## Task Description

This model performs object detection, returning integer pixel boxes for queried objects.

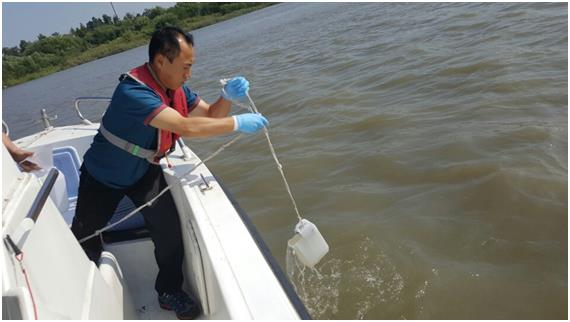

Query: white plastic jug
[287,219,329,268]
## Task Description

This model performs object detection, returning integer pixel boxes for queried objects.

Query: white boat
[2,98,310,319]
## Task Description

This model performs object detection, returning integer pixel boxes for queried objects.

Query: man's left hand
[221,76,250,101]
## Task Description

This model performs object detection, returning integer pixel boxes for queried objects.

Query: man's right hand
[233,114,268,134]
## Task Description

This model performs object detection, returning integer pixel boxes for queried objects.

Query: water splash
[286,245,342,318]
[286,236,406,319]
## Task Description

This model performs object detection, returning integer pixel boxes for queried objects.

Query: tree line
[3,3,273,87]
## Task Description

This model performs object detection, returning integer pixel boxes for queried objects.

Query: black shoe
[158,291,201,320]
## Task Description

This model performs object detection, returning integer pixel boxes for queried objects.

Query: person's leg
[127,164,184,294]
[71,165,125,262]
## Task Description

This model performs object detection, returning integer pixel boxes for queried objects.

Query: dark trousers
[71,164,184,295]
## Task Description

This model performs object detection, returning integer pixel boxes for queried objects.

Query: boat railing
[26,168,60,222]
[2,120,9,135]
[4,168,60,256]
[74,97,111,125]
[40,109,58,130]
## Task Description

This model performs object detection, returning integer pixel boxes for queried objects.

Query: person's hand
[221,76,249,101]
[19,159,41,172]
[11,148,33,163]
[13,150,41,172]
[3,132,41,172]
[233,113,268,133]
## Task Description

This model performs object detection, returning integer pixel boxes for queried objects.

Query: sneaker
[158,291,201,320]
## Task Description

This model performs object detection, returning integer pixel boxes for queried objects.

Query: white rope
[226,87,302,221]
[245,92,303,222]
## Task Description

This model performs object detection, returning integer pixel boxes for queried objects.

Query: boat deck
[104,239,205,320]
[4,123,307,320]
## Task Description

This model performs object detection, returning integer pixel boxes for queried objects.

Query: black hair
[148,26,194,63]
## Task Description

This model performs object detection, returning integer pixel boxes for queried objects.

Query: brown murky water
[3,3,567,319]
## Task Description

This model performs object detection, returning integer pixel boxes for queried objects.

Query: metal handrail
[40,109,57,130]
[74,97,111,124]
[2,120,9,135]
[26,168,59,222]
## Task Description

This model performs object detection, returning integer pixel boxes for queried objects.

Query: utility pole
[110,2,119,20]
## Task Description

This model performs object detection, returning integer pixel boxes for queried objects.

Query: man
[71,26,268,319]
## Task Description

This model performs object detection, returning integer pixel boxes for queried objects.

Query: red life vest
[127,63,190,163]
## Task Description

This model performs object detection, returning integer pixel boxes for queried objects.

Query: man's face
[156,38,195,90]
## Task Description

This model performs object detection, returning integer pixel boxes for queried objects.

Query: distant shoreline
[3,3,274,88]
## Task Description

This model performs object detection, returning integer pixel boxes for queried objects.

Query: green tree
[87,17,104,30]
[23,35,87,56]
[199,3,224,15]
[132,16,151,31]
[88,24,122,45]
[153,13,179,29]
[173,3,201,18]
[220,3,248,14]
[143,7,165,19]
[19,40,29,53]
[3,3,273,87]
[2,46,20,57]
[102,14,113,24]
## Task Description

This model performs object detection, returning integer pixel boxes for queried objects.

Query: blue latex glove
[221,76,249,101]
[233,113,268,133]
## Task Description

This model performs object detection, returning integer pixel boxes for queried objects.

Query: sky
[2,2,175,48]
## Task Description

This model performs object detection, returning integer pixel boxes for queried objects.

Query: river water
[2,3,567,319]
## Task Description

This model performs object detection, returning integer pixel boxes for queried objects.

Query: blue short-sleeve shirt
[83,77,200,188]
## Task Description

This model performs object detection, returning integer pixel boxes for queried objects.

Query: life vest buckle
[131,145,141,156]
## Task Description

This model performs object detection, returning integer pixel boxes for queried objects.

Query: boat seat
[52,146,147,236]
[99,251,138,319]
